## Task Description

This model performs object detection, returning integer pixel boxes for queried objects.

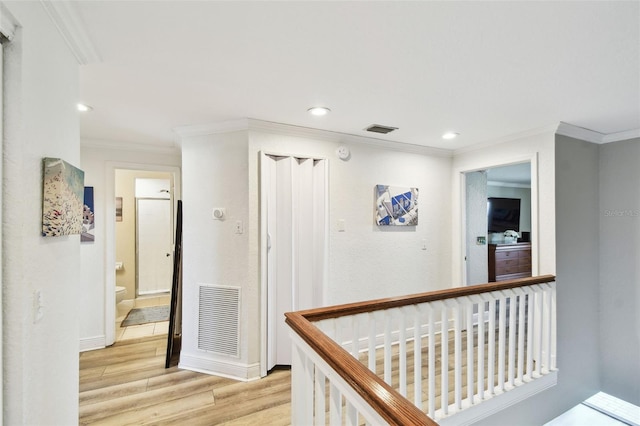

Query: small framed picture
[115,197,123,222]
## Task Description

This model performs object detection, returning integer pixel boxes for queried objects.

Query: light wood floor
[80,326,517,425]
[79,335,291,425]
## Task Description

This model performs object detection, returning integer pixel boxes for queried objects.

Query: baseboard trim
[79,335,106,352]
[179,353,260,382]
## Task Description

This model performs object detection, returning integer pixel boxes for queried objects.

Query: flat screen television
[487,197,520,233]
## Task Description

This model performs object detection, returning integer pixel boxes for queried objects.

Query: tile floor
[115,294,171,342]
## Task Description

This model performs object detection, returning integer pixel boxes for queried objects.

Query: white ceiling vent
[198,284,241,358]
[365,124,398,134]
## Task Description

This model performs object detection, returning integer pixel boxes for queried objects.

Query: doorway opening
[463,160,537,286]
[109,166,180,344]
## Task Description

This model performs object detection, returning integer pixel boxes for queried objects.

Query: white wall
[2,2,81,423]
[599,137,640,404]
[452,128,556,286]
[178,122,453,379]
[249,129,453,305]
[80,144,181,350]
[179,131,253,378]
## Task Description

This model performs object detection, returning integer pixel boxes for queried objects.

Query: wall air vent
[198,284,241,357]
[365,124,398,134]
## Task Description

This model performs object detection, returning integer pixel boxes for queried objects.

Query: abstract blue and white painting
[375,185,419,226]
[42,157,85,236]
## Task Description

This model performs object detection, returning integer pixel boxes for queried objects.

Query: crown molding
[556,122,640,144]
[173,119,251,144]
[454,123,559,156]
[173,118,453,157]
[555,122,604,144]
[0,3,17,41]
[81,138,180,155]
[601,128,640,144]
[40,0,100,64]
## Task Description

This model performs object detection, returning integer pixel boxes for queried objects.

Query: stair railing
[286,275,557,425]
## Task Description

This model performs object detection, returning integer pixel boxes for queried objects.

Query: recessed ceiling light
[307,106,331,116]
[442,132,459,140]
[77,103,93,112]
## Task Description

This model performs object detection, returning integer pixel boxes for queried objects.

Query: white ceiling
[73,1,640,152]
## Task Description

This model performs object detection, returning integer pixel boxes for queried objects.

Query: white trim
[82,138,180,155]
[602,128,640,144]
[179,353,261,382]
[259,152,268,377]
[555,122,604,144]
[454,124,560,156]
[556,122,640,144]
[174,118,452,157]
[438,371,558,426]
[79,335,106,352]
[173,119,250,143]
[457,153,540,285]
[39,0,100,64]
[0,3,17,41]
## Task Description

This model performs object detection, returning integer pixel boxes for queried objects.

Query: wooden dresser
[488,242,532,282]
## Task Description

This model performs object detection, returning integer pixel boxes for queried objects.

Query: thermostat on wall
[212,208,226,220]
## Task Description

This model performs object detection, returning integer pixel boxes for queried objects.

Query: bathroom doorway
[114,169,175,341]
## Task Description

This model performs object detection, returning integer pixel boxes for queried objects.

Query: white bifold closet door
[264,155,327,369]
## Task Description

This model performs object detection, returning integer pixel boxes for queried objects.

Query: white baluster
[330,383,342,425]
[441,300,450,415]
[414,304,423,408]
[384,310,392,385]
[497,292,507,392]
[533,286,543,377]
[526,287,534,380]
[399,307,407,397]
[454,300,462,411]
[346,400,358,426]
[473,294,486,401]
[508,290,517,388]
[542,284,552,374]
[487,294,497,395]
[315,368,326,426]
[368,312,377,373]
[465,297,475,405]
[428,303,436,418]
[515,288,526,385]
[351,314,360,359]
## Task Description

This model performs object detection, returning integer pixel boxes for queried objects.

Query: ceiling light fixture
[307,106,331,116]
[442,132,459,140]
[77,103,93,112]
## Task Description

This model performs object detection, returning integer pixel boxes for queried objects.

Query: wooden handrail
[295,275,555,322]
[285,275,556,425]
[285,311,437,425]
